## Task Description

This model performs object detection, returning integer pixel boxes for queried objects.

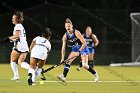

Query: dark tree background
[0,0,140,64]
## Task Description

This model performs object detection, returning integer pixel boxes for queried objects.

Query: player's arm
[92,34,99,47]
[9,30,20,41]
[61,34,67,62]
[75,30,86,52]
[30,40,36,52]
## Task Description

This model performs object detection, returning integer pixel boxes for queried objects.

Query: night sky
[0,0,140,14]
[0,0,139,63]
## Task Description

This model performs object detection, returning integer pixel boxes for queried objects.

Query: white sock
[35,68,42,79]
[28,67,35,82]
[10,62,19,76]
[21,62,29,69]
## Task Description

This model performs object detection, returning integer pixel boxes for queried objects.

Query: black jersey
[66,29,82,47]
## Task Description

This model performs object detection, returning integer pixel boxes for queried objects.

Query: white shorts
[13,42,29,52]
[31,45,48,60]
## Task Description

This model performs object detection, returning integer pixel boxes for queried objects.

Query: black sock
[63,64,70,77]
[88,60,94,68]
[79,61,82,68]
[87,65,96,75]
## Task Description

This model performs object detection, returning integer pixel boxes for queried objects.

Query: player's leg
[77,60,82,71]
[10,50,20,80]
[87,48,94,67]
[81,54,89,69]
[18,52,30,69]
[58,52,79,81]
[37,62,46,80]
[77,48,94,71]
[35,60,45,80]
[88,49,99,81]
[28,57,37,85]
[88,52,94,68]
[81,54,99,81]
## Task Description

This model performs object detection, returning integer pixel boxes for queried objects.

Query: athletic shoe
[94,71,99,82]
[11,76,20,80]
[77,67,81,71]
[28,73,33,85]
[58,74,66,82]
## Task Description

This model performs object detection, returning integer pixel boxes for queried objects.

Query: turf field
[0,64,140,93]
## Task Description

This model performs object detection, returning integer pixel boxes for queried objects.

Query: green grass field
[0,64,140,93]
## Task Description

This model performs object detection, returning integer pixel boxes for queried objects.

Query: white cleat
[58,74,66,82]
[94,71,99,82]
[11,76,20,80]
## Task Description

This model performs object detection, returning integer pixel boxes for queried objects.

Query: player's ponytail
[42,28,52,40]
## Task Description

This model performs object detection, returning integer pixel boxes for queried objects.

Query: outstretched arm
[92,34,99,47]
[75,30,86,52]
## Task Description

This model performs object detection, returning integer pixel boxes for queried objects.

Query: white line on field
[38,80,140,83]
[0,80,140,83]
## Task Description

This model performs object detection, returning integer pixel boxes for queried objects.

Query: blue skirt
[71,45,90,55]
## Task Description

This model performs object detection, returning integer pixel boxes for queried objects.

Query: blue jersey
[83,34,94,48]
[83,34,95,53]
[66,29,82,47]
[66,29,89,55]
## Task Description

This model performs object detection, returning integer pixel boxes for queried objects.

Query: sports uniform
[13,24,29,53]
[66,29,90,55]
[83,34,95,53]
[30,36,51,60]
[28,36,51,85]
[10,24,30,80]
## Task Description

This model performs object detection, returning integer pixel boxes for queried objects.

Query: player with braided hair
[28,28,51,85]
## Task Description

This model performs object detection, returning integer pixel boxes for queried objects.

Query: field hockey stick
[41,56,78,74]
[40,69,47,80]
[40,56,78,80]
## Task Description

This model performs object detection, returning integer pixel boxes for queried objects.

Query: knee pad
[82,62,89,69]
